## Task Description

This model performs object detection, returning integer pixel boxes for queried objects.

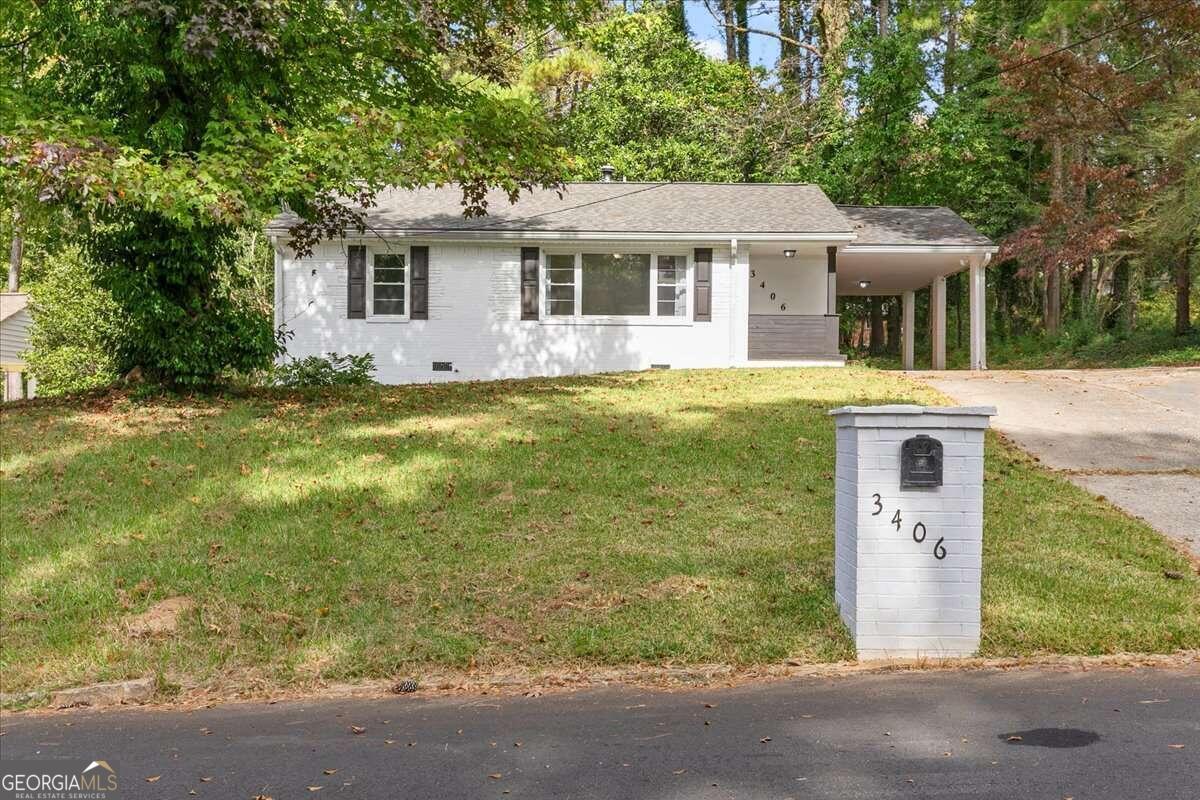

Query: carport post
[930,276,947,370]
[969,258,987,370]
[902,290,915,371]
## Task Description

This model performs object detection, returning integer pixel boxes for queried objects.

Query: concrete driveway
[919,367,1199,557]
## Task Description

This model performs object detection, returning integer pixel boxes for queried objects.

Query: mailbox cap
[828,405,996,429]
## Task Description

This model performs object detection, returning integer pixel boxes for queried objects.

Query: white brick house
[268,182,996,384]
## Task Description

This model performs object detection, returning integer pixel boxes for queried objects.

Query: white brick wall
[276,239,748,384]
[830,405,996,660]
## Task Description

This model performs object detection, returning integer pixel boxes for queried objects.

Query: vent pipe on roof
[599,165,615,182]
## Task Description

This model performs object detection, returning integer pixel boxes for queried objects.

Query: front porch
[744,206,997,370]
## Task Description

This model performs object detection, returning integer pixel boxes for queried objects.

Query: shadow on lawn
[3,371,886,687]
[1,369,1196,692]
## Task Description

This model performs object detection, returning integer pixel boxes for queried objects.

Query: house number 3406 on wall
[870,493,946,560]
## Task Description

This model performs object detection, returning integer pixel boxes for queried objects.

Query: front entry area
[746,244,843,363]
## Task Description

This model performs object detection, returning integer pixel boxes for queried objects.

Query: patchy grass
[1,367,1196,697]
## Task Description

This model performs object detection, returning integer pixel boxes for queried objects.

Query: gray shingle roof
[269,182,852,235]
[837,205,993,247]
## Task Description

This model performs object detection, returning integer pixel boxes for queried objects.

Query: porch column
[930,275,947,370]
[902,289,915,371]
[969,258,987,370]
[826,246,837,315]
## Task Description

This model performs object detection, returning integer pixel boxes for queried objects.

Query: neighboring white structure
[268,182,996,385]
[1,292,35,401]
[830,405,995,660]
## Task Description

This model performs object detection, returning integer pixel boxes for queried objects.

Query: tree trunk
[816,0,850,111]
[722,1,737,63]
[7,215,20,293]
[667,0,688,37]
[1080,261,1094,319]
[1107,258,1131,332]
[779,0,798,86]
[877,0,889,37]
[952,272,963,349]
[994,262,1011,340]
[869,297,884,355]
[1044,22,1068,335]
[885,296,900,355]
[944,6,957,94]
[735,1,750,66]
[1176,245,1193,335]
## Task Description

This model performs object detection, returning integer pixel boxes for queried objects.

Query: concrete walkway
[920,367,1199,557]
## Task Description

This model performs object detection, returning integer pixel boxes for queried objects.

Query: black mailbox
[900,435,943,488]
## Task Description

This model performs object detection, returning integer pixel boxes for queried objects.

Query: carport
[835,206,998,370]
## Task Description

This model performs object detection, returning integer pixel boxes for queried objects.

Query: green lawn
[2,368,1197,701]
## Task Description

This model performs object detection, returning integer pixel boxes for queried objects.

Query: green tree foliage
[22,246,123,396]
[2,0,595,386]
[557,7,760,182]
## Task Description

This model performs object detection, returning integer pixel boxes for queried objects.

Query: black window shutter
[347,245,366,319]
[521,247,540,320]
[694,248,712,321]
[410,246,429,319]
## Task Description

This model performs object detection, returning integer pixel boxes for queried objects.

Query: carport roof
[837,205,993,248]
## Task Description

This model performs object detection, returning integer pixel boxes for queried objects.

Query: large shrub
[24,247,122,396]
[86,212,278,388]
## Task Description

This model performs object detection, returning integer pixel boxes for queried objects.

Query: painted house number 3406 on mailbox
[869,493,947,560]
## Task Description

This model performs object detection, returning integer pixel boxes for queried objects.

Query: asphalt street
[2,666,1198,799]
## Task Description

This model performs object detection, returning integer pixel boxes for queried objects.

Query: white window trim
[539,249,693,326]
[366,245,411,323]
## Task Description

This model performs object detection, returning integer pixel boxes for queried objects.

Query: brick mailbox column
[829,405,996,659]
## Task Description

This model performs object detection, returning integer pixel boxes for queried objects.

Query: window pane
[547,268,575,284]
[581,253,650,316]
[548,254,574,270]
[658,255,682,284]
[375,267,406,284]
[372,253,406,315]
[548,299,575,316]
[548,285,575,301]
[374,298,405,315]
[374,284,405,300]
[658,301,679,317]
